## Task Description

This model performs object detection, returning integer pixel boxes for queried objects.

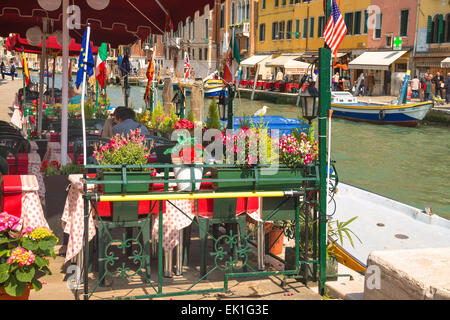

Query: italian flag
[222,31,240,84]
[96,43,108,89]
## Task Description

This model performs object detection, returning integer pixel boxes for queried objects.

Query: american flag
[184,51,190,79]
[323,0,347,55]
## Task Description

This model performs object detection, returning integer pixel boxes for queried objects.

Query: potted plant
[93,128,154,194]
[0,212,59,299]
[164,129,204,191]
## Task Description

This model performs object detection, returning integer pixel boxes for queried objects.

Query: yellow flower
[28,227,55,240]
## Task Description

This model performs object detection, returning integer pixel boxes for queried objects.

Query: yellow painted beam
[98,191,289,202]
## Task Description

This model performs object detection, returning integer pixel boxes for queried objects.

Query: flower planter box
[255,166,305,191]
[100,171,152,194]
[216,167,254,192]
[216,166,305,193]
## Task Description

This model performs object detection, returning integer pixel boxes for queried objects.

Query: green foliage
[145,102,179,136]
[186,106,195,123]
[205,98,221,129]
[0,214,59,296]
[94,129,152,171]
[40,161,83,177]
[327,217,362,259]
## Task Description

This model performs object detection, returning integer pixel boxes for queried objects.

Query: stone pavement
[0,78,22,123]
[29,231,323,301]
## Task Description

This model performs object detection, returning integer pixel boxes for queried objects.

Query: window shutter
[426,16,433,43]
[438,14,444,43]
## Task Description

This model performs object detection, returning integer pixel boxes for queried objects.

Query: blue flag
[76,28,94,89]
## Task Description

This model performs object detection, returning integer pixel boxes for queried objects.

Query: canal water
[31,73,450,218]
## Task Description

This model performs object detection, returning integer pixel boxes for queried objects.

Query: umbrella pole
[52,55,56,105]
[61,0,69,166]
[37,20,47,135]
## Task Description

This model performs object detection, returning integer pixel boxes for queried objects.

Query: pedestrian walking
[433,71,444,99]
[444,72,450,104]
[0,61,5,80]
[423,75,433,101]
[9,61,15,81]
[411,76,420,99]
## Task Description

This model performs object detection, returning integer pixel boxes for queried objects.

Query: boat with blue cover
[219,115,309,135]
[331,92,433,127]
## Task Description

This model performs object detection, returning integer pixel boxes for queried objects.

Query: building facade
[413,0,450,76]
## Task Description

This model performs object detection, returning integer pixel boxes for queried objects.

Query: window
[231,2,235,24]
[272,22,279,40]
[363,9,368,34]
[400,9,409,37]
[354,11,361,35]
[303,18,308,38]
[287,20,293,39]
[289,0,294,5]
[261,0,265,10]
[220,5,224,28]
[192,20,195,40]
[374,13,382,39]
[204,48,208,60]
[385,34,393,48]
[275,0,279,8]
[279,21,285,40]
[295,0,300,4]
[295,19,300,39]
[446,14,450,42]
[199,48,202,60]
[191,48,194,59]
[282,0,286,6]
[310,17,315,38]
[344,12,353,35]
[318,16,325,37]
[259,23,266,41]
[205,18,209,39]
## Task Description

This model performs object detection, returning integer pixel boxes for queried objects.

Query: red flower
[174,119,195,130]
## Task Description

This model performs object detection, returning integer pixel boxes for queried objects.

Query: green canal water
[31,74,450,218]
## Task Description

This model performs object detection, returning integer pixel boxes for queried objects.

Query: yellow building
[256,0,370,54]
[254,0,371,81]
[413,0,450,75]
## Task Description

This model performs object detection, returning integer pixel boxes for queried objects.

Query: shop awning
[284,60,310,75]
[266,54,303,67]
[348,51,407,71]
[240,55,271,67]
[441,57,450,68]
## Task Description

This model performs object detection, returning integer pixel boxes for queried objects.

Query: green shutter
[426,16,433,43]
[438,14,444,43]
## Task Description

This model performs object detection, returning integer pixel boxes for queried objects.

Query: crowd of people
[412,72,450,103]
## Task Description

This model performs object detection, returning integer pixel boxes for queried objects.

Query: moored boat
[331,92,433,127]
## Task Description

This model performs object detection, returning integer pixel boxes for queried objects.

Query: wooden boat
[204,79,225,98]
[331,92,433,127]
[331,182,450,268]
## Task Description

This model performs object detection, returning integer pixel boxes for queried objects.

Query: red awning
[0,1,220,47]
[5,34,99,56]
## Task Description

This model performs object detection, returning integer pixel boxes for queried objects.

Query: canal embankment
[237,88,450,126]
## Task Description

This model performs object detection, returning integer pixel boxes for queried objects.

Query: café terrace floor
[30,227,323,301]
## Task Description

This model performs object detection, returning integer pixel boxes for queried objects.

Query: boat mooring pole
[318,0,332,296]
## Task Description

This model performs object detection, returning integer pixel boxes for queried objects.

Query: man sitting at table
[112,106,150,137]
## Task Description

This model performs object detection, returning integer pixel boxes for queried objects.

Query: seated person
[112,107,150,137]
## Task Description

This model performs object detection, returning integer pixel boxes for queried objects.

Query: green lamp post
[318,0,332,295]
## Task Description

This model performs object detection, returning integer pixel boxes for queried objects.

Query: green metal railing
[80,162,337,300]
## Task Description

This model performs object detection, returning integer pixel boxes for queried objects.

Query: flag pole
[80,24,91,166]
